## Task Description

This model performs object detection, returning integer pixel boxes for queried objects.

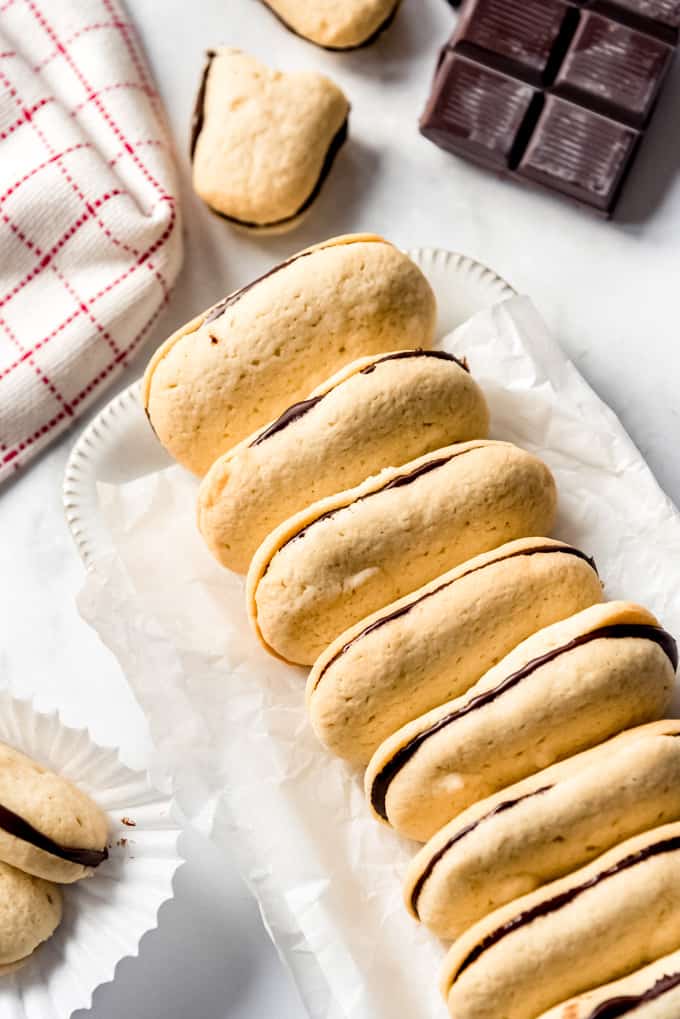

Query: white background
[1,0,679,1016]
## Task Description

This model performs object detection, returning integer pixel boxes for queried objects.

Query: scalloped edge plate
[63,248,515,567]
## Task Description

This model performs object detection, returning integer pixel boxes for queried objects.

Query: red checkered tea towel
[0,0,182,481]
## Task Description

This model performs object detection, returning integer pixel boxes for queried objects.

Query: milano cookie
[0,742,108,884]
[143,234,437,475]
[440,822,680,1019]
[198,350,489,573]
[260,0,401,49]
[191,49,349,231]
[365,601,677,841]
[0,862,61,973]
[307,538,601,764]
[247,441,557,665]
[406,719,680,940]
[537,947,680,1019]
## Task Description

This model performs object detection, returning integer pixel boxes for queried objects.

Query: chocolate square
[420,50,539,170]
[595,0,680,39]
[555,11,673,124]
[452,0,575,84]
[517,95,640,212]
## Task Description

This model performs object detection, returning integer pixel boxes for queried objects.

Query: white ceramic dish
[0,689,182,1019]
[63,248,514,567]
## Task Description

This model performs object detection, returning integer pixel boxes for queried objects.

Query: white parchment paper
[77,296,680,1019]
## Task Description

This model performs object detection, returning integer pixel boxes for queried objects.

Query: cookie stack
[0,741,108,971]
[143,234,679,1019]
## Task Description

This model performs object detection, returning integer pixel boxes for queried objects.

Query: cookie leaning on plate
[198,349,489,573]
[440,822,680,1019]
[260,0,401,49]
[143,234,437,475]
[0,741,108,883]
[365,601,677,841]
[406,719,680,940]
[307,537,602,764]
[537,946,680,1019]
[191,49,349,231]
[247,440,557,666]
[0,862,61,973]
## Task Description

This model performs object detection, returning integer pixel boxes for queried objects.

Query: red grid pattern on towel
[0,0,181,480]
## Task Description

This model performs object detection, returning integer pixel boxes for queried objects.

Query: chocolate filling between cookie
[250,350,469,447]
[259,0,402,52]
[449,833,680,988]
[0,803,108,868]
[586,970,680,1019]
[410,785,553,917]
[311,543,597,690]
[369,623,678,821]
[189,49,216,159]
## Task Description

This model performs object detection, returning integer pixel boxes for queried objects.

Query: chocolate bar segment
[517,95,640,212]
[554,12,673,125]
[422,0,678,216]
[454,0,576,84]
[420,51,539,170]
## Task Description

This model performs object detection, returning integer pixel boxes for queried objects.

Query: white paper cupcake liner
[0,689,182,1019]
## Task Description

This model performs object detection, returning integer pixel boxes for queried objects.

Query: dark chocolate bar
[421,0,678,215]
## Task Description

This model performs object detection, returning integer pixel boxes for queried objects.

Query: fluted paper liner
[0,689,181,1019]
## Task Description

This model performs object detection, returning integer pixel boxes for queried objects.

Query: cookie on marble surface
[143,234,437,475]
[537,946,680,1019]
[0,861,61,973]
[191,49,349,231]
[0,741,108,884]
[198,349,489,573]
[247,440,557,667]
[307,537,601,765]
[365,601,677,841]
[407,719,680,940]
[440,821,680,1019]
[260,0,402,49]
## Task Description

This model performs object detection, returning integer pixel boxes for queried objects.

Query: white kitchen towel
[0,0,182,482]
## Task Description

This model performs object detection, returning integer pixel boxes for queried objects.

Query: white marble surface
[1,0,679,1015]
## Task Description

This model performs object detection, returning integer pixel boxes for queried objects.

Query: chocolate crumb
[121,817,136,827]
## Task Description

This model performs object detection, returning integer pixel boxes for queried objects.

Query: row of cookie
[142,236,680,1018]
[0,742,109,971]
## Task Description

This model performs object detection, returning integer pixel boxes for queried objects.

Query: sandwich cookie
[143,234,436,475]
[440,821,680,1019]
[365,602,677,841]
[0,741,109,883]
[198,349,489,573]
[307,537,602,765]
[191,49,349,231]
[248,440,557,665]
[0,862,61,973]
[537,947,680,1019]
[260,0,402,49]
[407,719,680,940]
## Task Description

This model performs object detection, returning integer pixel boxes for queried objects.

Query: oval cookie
[191,49,349,230]
[143,234,437,475]
[440,822,680,1019]
[0,741,109,883]
[365,601,677,841]
[307,537,601,764]
[537,947,680,1019]
[407,719,680,939]
[198,349,489,573]
[261,0,401,49]
[0,862,61,972]
[247,440,557,665]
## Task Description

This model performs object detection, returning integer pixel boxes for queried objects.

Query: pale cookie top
[0,742,108,859]
[0,862,61,966]
[192,48,349,227]
[261,0,400,49]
